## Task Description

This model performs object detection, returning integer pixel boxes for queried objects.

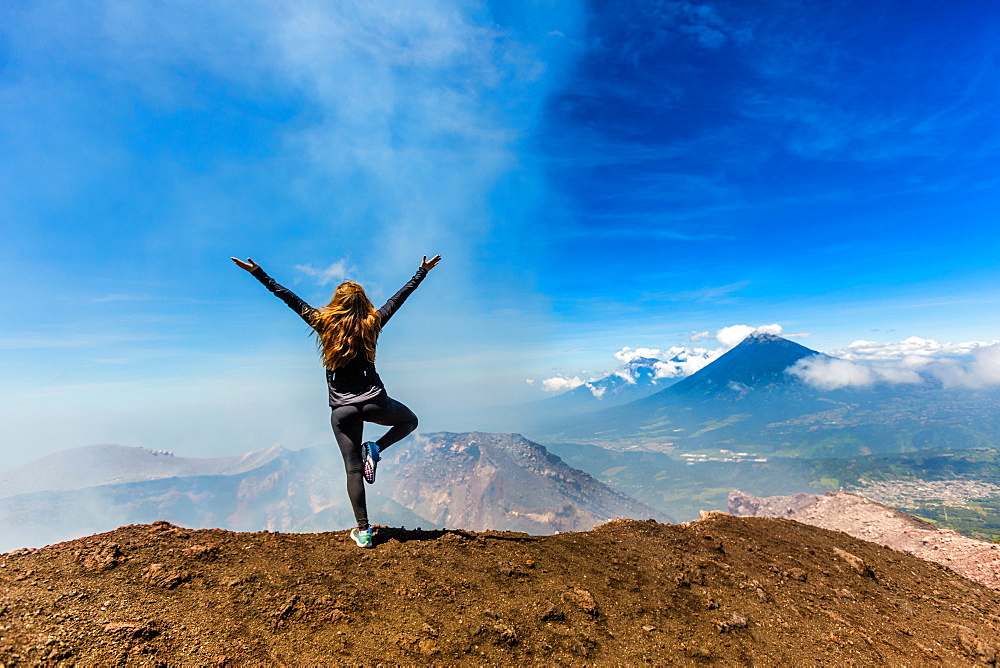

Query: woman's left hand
[421,254,442,271]
[231,257,260,272]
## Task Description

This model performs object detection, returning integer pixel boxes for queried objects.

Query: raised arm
[378,255,441,326]
[231,257,315,325]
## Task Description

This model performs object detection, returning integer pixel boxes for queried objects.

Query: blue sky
[2,0,999,466]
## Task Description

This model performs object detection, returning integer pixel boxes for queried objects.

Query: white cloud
[873,366,925,385]
[541,376,586,392]
[831,336,999,361]
[613,345,720,380]
[295,260,352,286]
[540,375,613,398]
[613,347,664,363]
[652,346,723,378]
[790,341,1000,391]
[524,378,535,386]
[716,323,783,349]
[612,369,637,385]
[796,338,1000,390]
[933,345,1000,388]
[788,356,922,390]
[715,325,754,349]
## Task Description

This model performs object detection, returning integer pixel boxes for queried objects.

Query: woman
[232,254,441,548]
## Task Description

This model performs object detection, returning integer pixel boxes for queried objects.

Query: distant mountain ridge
[0,433,668,552]
[538,333,827,446]
[542,356,680,412]
[0,444,287,499]
[536,333,1000,456]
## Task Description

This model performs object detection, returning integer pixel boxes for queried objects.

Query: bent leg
[361,395,418,452]
[331,405,368,528]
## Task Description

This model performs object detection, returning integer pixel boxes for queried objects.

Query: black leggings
[331,392,418,528]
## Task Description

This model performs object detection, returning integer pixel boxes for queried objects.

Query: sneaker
[362,441,381,484]
[350,526,373,548]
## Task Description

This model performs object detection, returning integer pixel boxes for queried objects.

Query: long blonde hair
[310,281,381,369]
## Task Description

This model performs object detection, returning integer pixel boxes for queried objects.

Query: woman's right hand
[421,254,442,272]
[231,257,260,272]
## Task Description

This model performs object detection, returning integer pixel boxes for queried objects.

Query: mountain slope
[381,432,669,533]
[3,515,999,664]
[665,333,820,399]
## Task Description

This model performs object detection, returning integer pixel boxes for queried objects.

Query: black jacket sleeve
[250,266,316,326]
[377,267,428,327]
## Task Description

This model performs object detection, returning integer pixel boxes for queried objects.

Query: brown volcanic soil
[2,515,1000,666]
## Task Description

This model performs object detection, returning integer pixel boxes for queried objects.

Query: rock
[570,639,592,657]
[728,490,817,517]
[832,547,875,579]
[274,595,299,622]
[77,543,124,573]
[183,544,219,561]
[958,626,998,664]
[493,623,518,646]
[715,613,749,633]
[103,622,159,641]
[786,567,808,582]
[540,601,565,622]
[689,646,713,659]
[141,564,190,589]
[44,646,74,661]
[563,588,599,616]
[416,637,439,655]
[437,532,467,543]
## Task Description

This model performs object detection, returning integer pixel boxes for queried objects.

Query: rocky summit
[2,514,999,665]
